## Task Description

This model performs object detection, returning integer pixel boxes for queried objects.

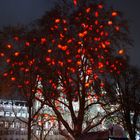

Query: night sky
[0,0,139,67]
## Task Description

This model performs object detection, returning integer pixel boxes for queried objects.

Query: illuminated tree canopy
[0,0,132,139]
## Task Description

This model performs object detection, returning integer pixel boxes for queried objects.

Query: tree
[110,65,140,140]
[36,0,131,139]
[0,26,52,140]
[0,0,132,139]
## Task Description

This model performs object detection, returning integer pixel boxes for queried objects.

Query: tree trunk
[125,115,136,140]
[28,104,32,140]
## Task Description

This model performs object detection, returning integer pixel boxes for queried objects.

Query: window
[0,121,3,127]
[5,111,10,116]
[5,122,9,128]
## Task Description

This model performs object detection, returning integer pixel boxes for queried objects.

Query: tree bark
[28,103,32,140]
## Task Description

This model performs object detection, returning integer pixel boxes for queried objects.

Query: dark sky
[0,0,139,67]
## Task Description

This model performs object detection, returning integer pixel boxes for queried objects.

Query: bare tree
[111,65,140,140]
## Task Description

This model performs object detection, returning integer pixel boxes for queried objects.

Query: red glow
[67,39,72,43]
[61,46,67,51]
[86,69,92,75]
[55,19,60,23]
[85,83,90,87]
[100,82,104,88]
[95,20,99,25]
[67,59,72,63]
[78,31,87,38]
[60,33,64,38]
[66,50,70,55]
[73,0,77,6]
[105,41,111,46]
[6,58,11,63]
[18,85,23,88]
[98,62,104,69]
[48,49,52,53]
[95,11,99,17]
[11,77,16,81]
[45,57,51,62]
[29,60,35,66]
[108,21,113,25]
[25,42,30,47]
[78,41,82,45]
[14,52,20,57]
[98,4,103,9]
[14,36,19,41]
[0,53,5,57]
[115,26,120,31]
[24,80,30,85]
[7,44,12,49]
[3,73,8,77]
[112,11,118,17]
[41,37,47,44]
[58,44,68,51]
[77,61,81,65]
[64,28,67,31]
[63,20,67,24]
[101,43,106,48]
[106,61,109,65]
[118,49,125,55]
[86,8,91,13]
[25,68,29,72]
[58,61,63,67]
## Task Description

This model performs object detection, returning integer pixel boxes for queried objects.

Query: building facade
[0,99,28,140]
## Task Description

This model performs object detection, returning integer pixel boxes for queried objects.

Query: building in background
[0,99,28,140]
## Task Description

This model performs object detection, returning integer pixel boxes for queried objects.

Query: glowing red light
[41,37,46,44]
[95,20,99,25]
[98,4,103,9]
[118,49,125,55]
[14,52,20,57]
[14,36,19,41]
[85,83,90,87]
[108,21,113,25]
[11,77,16,81]
[6,58,11,63]
[0,53,5,57]
[95,11,99,17]
[98,62,104,69]
[25,42,30,47]
[101,43,106,48]
[7,44,12,49]
[25,68,29,72]
[77,61,81,65]
[3,73,8,77]
[86,8,91,13]
[67,59,72,63]
[18,85,23,88]
[73,0,77,6]
[115,26,120,31]
[67,39,72,43]
[45,57,51,62]
[112,11,118,17]
[48,49,52,53]
[55,19,60,23]
[87,69,92,75]
[24,80,30,85]
[100,82,104,88]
